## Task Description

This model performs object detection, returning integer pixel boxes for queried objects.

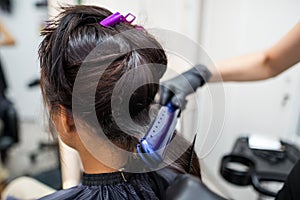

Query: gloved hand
[159,64,211,109]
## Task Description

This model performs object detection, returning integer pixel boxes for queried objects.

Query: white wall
[0,0,47,120]
[199,0,300,199]
[48,0,202,42]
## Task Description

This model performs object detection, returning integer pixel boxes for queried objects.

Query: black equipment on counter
[220,137,300,197]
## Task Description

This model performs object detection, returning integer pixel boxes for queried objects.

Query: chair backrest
[166,174,227,200]
[0,97,19,151]
[157,168,226,200]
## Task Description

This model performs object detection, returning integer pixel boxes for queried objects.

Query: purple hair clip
[100,12,145,31]
[100,12,136,27]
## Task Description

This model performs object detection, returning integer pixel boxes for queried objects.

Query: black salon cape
[7,172,167,200]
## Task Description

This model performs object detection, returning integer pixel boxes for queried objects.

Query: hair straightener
[136,102,181,168]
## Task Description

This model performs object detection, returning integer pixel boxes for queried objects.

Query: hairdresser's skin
[0,20,15,46]
[210,21,300,82]
[159,22,300,109]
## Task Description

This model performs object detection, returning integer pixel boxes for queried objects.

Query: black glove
[159,64,211,109]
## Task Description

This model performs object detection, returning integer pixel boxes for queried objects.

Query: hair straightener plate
[137,102,180,168]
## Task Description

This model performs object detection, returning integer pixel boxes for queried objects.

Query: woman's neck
[75,136,130,174]
[78,146,119,174]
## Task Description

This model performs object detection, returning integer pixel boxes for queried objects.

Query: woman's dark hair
[39,5,200,178]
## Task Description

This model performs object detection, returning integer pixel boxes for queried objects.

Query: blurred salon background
[0,0,299,199]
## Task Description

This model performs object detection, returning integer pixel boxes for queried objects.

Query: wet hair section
[38,5,167,151]
[39,5,201,178]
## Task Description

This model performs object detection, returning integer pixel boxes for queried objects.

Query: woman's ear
[52,105,77,148]
[58,105,76,134]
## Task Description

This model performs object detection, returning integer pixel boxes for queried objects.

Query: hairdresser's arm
[210,21,300,82]
[159,22,300,108]
[0,21,15,46]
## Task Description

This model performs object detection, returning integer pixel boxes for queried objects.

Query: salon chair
[0,62,19,163]
[0,98,19,163]
[166,174,226,200]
